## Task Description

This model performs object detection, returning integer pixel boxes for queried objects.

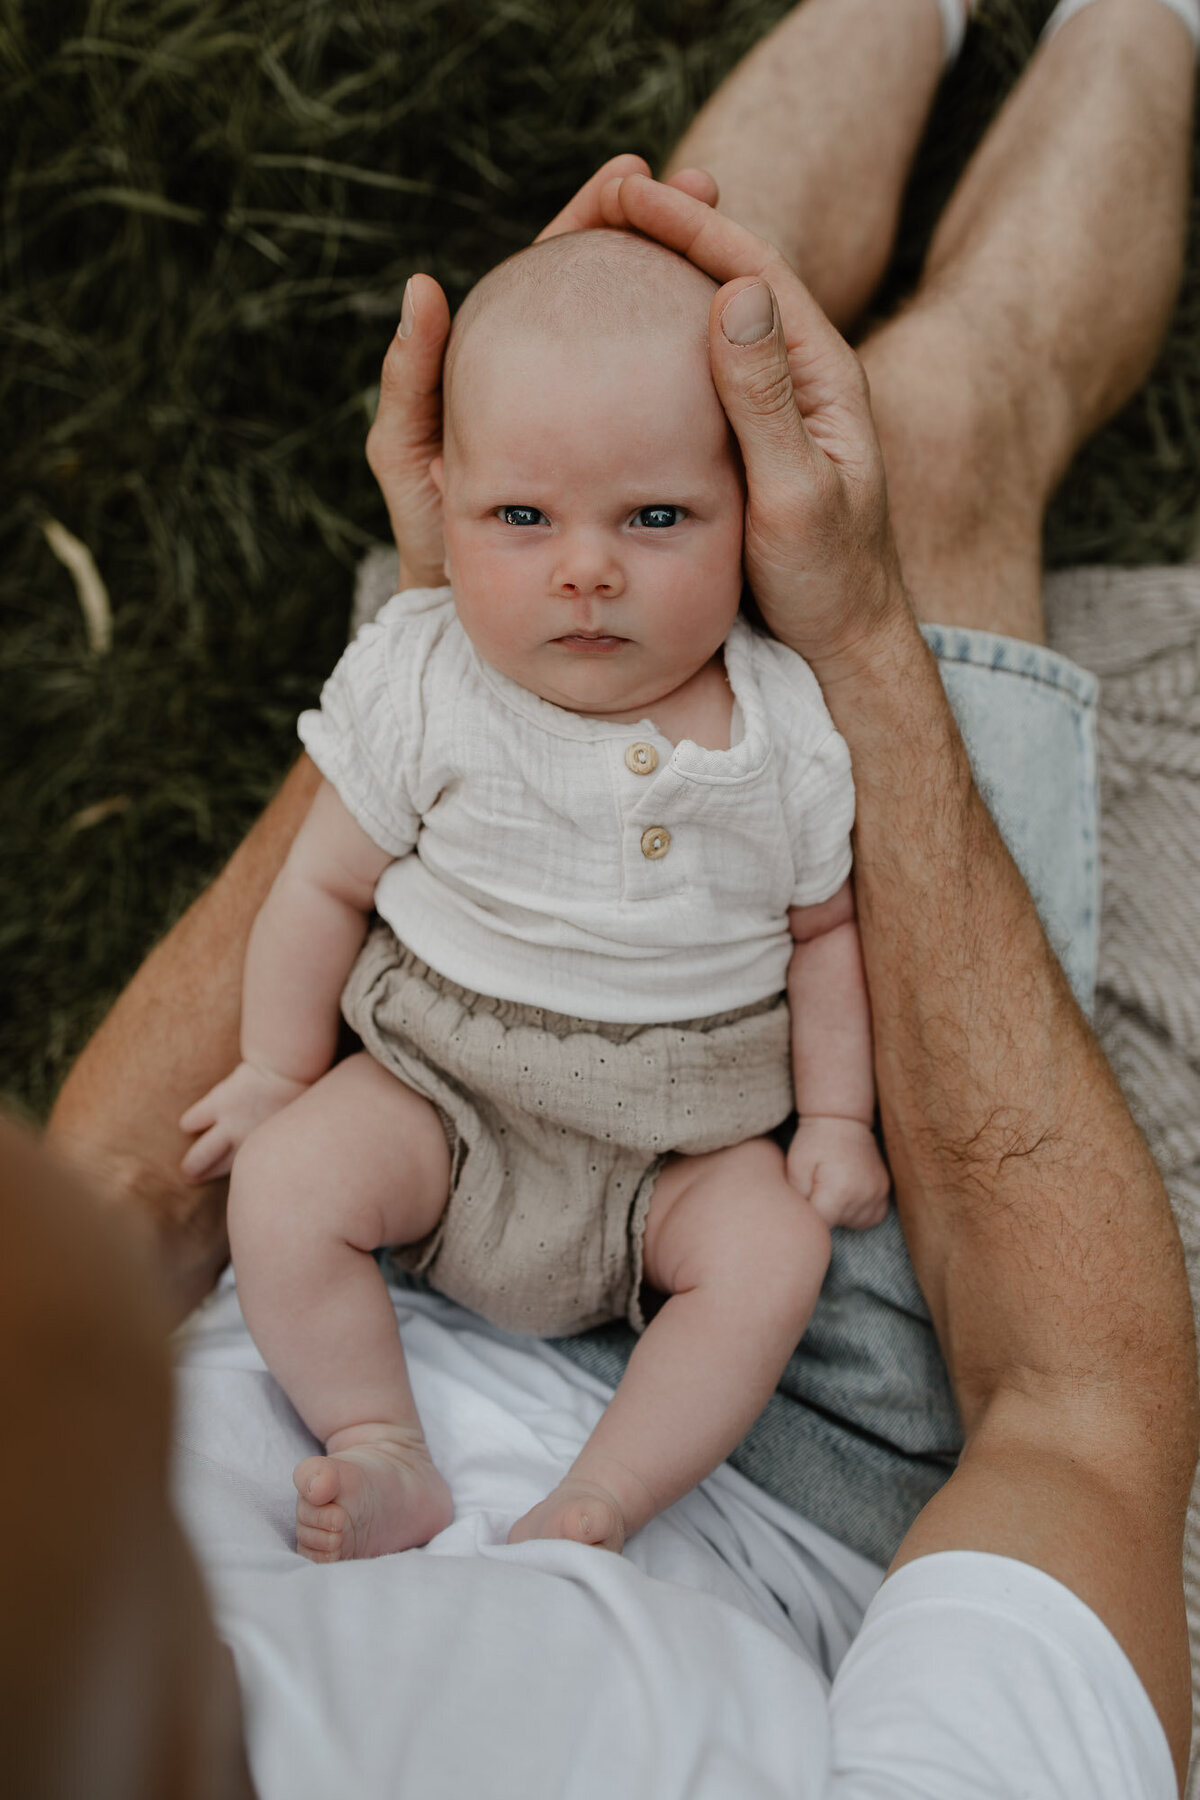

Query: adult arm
[606,174,1198,1783]
[48,753,322,1322]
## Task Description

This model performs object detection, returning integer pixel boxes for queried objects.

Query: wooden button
[641,826,671,860]
[625,741,658,775]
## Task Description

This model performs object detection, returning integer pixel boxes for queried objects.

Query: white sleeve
[825,1552,1175,1799]
[783,725,855,907]
[755,637,856,906]
[297,590,426,858]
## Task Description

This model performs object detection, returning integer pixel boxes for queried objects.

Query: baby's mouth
[553,630,627,653]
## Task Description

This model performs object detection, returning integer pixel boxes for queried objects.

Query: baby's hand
[179,1061,309,1184]
[786,1116,891,1230]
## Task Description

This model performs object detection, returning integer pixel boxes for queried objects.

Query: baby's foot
[293,1423,453,1562]
[507,1477,628,1554]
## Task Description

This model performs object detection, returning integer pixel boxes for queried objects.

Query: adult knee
[864,304,1063,554]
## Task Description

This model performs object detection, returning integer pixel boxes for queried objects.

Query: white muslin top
[298,585,854,1024]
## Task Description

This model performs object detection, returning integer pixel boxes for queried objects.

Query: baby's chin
[519,663,704,728]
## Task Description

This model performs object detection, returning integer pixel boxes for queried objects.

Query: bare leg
[47,753,323,1323]
[508,1139,831,1550]
[664,0,948,327]
[861,0,1195,637]
[228,1052,454,1560]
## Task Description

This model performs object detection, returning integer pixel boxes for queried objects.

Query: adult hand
[598,175,911,683]
[364,156,719,590]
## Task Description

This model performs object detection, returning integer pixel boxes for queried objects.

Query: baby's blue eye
[634,505,683,529]
[500,505,546,527]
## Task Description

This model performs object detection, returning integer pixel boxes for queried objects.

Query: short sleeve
[297,589,433,858]
[749,632,855,907]
[827,1553,1175,1799]
[784,725,855,907]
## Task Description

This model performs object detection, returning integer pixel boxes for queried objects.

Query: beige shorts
[341,924,795,1338]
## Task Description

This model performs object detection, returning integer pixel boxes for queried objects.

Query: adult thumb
[709,280,817,494]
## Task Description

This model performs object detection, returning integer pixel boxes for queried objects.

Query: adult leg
[860,0,1195,639]
[227,1052,454,1560]
[664,0,952,328]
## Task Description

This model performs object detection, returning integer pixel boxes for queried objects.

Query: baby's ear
[429,454,444,495]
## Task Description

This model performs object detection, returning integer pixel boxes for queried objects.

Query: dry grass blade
[40,518,112,654]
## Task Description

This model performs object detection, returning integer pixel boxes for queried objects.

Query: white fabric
[935,0,971,65]
[173,1277,1173,1800]
[298,587,854,1023]
[1042,0,1200,46]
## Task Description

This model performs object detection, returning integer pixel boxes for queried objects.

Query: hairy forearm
[241,867,370,1085]
[808,592,1195,1452]
[47,755,322,1320]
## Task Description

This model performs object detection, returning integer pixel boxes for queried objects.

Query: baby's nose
[557,573,619,595]
[552,533,624,598]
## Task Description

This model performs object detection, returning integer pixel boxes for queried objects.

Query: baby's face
[436,329,745,720]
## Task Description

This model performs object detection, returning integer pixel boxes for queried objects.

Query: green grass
[2,0,1199,1117]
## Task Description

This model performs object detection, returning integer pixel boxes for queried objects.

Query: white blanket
[173,1275,1173,1800]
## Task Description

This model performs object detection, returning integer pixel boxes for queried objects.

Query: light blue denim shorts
[922,623,1100,1012]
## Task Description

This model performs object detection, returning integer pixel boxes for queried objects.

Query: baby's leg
[508,1138,830,1551]
[228,1051,453,1561]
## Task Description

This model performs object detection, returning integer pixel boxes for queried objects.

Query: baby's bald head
[442,229,720,450]
[432,229,746,721]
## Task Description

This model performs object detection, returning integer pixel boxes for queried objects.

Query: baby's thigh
[228,1051,451,1257]
[642,1137,831,1303]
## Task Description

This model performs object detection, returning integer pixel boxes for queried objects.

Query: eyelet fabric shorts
[341,928,793,1338]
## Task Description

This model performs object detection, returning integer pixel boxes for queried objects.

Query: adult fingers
[606,175,876,477]
[663,165,719,207]
[536,153,653,241]
[708,280,820,500]
[539,156,717,243]
[365,272,451,589]
[707,276,894,666]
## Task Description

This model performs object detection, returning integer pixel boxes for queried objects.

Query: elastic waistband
[358,923,786,1042]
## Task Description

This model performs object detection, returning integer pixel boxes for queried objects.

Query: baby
[181,228,891,1561]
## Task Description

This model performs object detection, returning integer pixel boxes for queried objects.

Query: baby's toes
[294,1453,342,1508]
[562,1495,621,1550]
[296,1494,347,1532]
[296,1523,342,1562]
[295,1494,349,1560]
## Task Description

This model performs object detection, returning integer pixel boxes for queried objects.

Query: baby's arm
[179,782,392,1181]
[786,879,890,1228]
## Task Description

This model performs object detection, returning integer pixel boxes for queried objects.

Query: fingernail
[721,283,773,345]
[397,280,415,340]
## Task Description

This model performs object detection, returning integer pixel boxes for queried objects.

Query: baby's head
[431,229,745,719]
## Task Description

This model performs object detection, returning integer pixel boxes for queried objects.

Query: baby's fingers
[179,1090,219,1134]
[180,1125,234,1185]
[840,1188,892,1230]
